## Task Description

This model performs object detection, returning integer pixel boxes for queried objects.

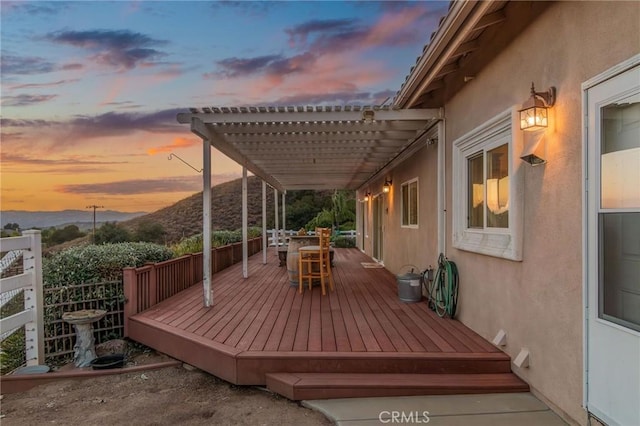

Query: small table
[62,309,107,367]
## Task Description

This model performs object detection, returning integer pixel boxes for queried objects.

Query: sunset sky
[1,0,448,213]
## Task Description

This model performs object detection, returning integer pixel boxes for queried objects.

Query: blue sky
[1,0,448,212]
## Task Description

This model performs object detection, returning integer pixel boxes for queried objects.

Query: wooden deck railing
[123,237,262,336]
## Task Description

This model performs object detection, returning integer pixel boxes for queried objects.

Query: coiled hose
[426,253,459,318]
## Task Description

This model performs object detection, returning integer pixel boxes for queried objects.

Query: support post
[262,181,267,264]
[282,191,286,242]
[202,136,212,307]
[274,188,279,247]
[22,230,43,366]
[437,119,446,255]
[242,166,248,278]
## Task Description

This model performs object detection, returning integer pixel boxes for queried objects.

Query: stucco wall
[360,2,639,425]
[442,2,639,424]
[359,136,439,273]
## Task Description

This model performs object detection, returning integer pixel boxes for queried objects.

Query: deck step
[266,372,529,400]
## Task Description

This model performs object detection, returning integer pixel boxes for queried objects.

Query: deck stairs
[266,372,529,400]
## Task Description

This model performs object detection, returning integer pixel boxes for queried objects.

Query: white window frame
[401,177,419,228]
[452,107,524,261]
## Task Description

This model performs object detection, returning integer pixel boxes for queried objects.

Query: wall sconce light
[519,82,556,131]
[364,192,371,202]
[382,179,392,193]
[362,109,375,124]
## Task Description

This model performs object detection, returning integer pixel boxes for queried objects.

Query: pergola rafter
[178,105,440,192]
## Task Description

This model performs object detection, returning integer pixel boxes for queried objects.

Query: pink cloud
[147,137,199,156]
[362,5,429,48]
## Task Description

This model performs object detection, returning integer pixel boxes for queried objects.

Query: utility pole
[86,205,104,244]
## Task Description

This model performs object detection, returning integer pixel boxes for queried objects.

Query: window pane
[409,181,418,225]
[468,153,484,228]
[601,96,640,209]
[402,184,409,226]
[486,143,509,228]
[599,212,640,331]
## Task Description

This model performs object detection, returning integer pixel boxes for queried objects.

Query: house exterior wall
[361,2,639,424]
[359,138,439,273]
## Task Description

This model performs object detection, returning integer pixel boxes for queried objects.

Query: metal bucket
[397,271,422,303]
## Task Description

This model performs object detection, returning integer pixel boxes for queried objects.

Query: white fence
[0,250,24,311]
[0,231,44,365]
[268,229,356,246]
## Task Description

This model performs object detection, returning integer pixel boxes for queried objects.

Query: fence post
[189,254,194,287]
[122,267,137,337]
[148,262,157,307]
[22,230,43,366]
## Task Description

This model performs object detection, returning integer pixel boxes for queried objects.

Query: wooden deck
[128,248,528,399]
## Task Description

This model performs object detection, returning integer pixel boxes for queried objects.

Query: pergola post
[242,166,248,278]
[202,137,212,307]
[274,188,279,246]
[262,181,267,264]
[282,191,286,241]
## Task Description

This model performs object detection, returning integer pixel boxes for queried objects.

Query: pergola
[176,105,440,306]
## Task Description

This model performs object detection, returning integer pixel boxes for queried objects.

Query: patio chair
[298,227,334,295]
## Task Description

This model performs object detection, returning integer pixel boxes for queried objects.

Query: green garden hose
[427,254,459,318]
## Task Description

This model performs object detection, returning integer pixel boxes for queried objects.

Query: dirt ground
[0,353,332,426]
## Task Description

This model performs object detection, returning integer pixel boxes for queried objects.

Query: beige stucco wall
[361,2,639,424]
[358,138,439,273]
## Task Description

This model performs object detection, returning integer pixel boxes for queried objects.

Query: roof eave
[394,1,495,109]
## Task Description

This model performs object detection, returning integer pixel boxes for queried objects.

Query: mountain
[120,176,335,244]
[120,176,273,243]
[1,210,146,230]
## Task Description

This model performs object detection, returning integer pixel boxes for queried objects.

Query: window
[401,178,418,227]
[452,108,523,261]
[467,143,510,229]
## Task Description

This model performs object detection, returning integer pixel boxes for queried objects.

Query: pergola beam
[177,108,438,125]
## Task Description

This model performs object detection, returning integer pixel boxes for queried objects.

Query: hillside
[120,176,335,244]
[1,210,145,229]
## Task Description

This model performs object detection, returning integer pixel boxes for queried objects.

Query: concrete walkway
[304,392,567,425]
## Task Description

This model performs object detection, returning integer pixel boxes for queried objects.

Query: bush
[134,221,166,244]
[0,291,26,374]
[334,235,356,248]
[47,225,86,246]
[94,222,131,245]
[43,242,173,286]
[171,227,262,256]
[0,327,25,374]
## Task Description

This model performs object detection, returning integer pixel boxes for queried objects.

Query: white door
[586,61,640,426]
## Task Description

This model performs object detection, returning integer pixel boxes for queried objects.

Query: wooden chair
[298,228,334,295]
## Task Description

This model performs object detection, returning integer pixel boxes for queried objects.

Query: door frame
[582,53,640,423]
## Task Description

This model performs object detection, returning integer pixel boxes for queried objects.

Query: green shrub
[0,327,26,374]
[171,227,262,257]
[334,235,356,248]
[134,221,166,244]
[47,225,86,246]
[0,292,26,374]
[94,222,131,245]
[43,242,173,286]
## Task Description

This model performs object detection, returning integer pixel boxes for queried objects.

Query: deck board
[129,247,520,393]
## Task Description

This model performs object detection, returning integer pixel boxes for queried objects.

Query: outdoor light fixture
[383,179,392,193]
[364,192,371,202]
[519,82,556,131]
[362,109,375,124]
